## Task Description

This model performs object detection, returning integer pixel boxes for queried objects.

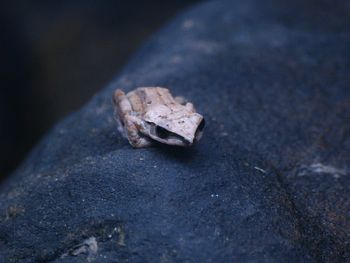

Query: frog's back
[133,87,176,109]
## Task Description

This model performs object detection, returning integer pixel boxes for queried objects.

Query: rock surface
[1,0,349,262]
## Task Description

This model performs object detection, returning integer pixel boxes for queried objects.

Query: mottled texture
[1,0,349,262]
[113,87,204,147]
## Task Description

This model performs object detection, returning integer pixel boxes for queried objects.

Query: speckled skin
[113,87,204,147]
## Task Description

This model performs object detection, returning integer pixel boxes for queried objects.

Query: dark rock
[1,0,349,262]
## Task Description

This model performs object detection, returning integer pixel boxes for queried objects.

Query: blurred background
[0,0,200,180]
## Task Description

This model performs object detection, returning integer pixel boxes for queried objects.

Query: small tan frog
[113,87,205,148]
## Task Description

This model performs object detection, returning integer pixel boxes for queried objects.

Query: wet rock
[0,0,349,262]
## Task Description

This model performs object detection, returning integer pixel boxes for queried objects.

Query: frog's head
[142,104,205,146]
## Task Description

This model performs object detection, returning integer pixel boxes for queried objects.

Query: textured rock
[1,0,349,262]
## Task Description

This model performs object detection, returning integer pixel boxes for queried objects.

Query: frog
[113,87,205,148]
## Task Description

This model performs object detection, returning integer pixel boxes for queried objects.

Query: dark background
[0,0,199,179]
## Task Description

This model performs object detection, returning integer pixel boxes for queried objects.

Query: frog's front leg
[124,114,153,148]
[113,89,152,148]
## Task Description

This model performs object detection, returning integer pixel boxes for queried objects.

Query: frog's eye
[156,126,170,139]
[145,121,190,145]
[144,121,170,139]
